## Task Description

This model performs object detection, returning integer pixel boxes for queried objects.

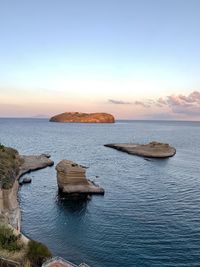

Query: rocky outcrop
[19,154,54,176]
[56,160,104,195]
[0,146,54,230]
[50,112,115,123]
[104,141,176,158]
[42,257,87,267]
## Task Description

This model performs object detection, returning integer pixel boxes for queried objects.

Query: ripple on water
[1,119,200,267]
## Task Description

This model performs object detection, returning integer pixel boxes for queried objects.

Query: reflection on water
[56,194,89,216]
[144,157,171,166]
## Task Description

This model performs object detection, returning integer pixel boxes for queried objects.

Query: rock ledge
[104,141,176,158]
[56,160,104,195]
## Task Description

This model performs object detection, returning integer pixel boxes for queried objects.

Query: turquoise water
[0,119,200,267]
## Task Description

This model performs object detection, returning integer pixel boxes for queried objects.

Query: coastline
[0,153,54,231]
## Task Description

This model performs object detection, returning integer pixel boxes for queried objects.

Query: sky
[0,0,200,120]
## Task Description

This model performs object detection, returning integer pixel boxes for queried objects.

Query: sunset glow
[0,0,200,120]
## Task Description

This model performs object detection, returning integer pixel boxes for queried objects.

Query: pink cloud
[109,91,200,118]
[164,91,200,115]
[134,101,150,108]
[108,99,132,105]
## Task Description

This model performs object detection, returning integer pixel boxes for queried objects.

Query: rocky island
[56,160,104,195]
[49,112,115,123]
[104,141,176,158]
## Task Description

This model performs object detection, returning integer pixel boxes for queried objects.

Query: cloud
[107,91,200,118]
[108,99,132,105]
[164,91,200,115]
[157,97,167,106]
[178,91,200,103]
[149,91,200,116]
[166,91,200,106]
[134,101,150,108]
[108,99,150,107]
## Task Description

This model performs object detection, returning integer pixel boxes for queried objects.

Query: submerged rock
[56,160,104,195]
[41,153,51,158]
[22,177,32,184]
[49,112,115,123]
[104,141,176,158]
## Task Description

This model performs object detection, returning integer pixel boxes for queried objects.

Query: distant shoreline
[0,117,200,123]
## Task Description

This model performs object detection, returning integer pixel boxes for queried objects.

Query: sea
[0,118,200,267]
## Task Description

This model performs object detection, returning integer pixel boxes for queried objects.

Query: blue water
[0,118,200,267]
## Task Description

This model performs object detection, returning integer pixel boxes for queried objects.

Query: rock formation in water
[19,154,54,176]
[104,141,176,158]
[56,160,104,195]
[49,112,115,123]
[0,144,54,230]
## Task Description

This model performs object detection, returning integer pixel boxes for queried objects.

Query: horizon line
[0,117,200,123]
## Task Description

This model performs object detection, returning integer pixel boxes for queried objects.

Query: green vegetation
[0,144,52,266]
[0,143,5,149]
[26,240,52,267]
[0,224,22,251]
[0,224,52,267]
[0,144,21,189]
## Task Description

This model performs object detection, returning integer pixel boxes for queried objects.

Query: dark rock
[22,177,32,184]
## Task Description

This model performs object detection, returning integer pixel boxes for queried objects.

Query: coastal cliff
[0,145,54,266]
[49,112,115,123]
[0,145,54,230]
[0,146,21,228]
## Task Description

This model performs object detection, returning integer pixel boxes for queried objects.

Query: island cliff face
[50,112,115,123]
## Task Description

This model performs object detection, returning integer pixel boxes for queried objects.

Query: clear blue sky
[0,0,200,119]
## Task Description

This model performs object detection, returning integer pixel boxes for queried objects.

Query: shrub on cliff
[0,145,20,189]
[0,143,5,149]
[26,240,52,267]
[0,224,22,251]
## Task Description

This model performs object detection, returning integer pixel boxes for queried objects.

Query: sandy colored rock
[19,154,54,176]
[50,112,115,123]
[56,160,104,195]
[104,141,176,158]
[42,258,78,267]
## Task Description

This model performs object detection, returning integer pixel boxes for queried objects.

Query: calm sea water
[0,119,200,267]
